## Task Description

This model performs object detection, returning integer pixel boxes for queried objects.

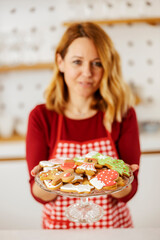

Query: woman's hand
[31,164,42,177]
[130,164,139,173]
[110,164,139,199]
[31,164,57,202]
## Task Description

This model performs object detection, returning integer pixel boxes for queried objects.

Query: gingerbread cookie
[44,180,63,190]
[60,160,77,171]
[37,151,131,194]
[39,169,58,181]
[95,154,130,177]
[103,159,130,177]
[84,157,102,169]
[75,162,96,176]
[60,183,94,194]
[51,169,75,186]
[90,169,119,190]
[74,156,85,165]
[39,161,55,168]
[50,158,65,165]
[71,172,84,183]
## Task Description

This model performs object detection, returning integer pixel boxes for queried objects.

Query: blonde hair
[45,22,135,131]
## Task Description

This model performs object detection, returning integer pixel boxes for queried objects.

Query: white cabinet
[128,154,160,227]
[0,160,42,229]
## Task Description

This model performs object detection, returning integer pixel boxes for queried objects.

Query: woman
[26,22,140,229]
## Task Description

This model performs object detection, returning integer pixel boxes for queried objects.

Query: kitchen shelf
[0,63,54,73]
[0,133,25,142]
[0,131,160,161]
[63,17,160,26]
[0,157,26,161]
[0,150,160,161]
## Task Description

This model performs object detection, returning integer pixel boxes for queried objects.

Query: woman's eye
[92,62,102,67]
[73,60,81,65]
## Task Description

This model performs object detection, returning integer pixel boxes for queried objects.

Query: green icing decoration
[97,156,113,165]
[85,151,101,159]
[75,152,130,177]
[97,154,130,176]
[107,159,130,176]
[74,156,85,162]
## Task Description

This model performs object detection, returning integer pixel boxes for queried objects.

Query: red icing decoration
[63,172,71,177]
[80,162,96,170]
[60,160,77,170]
[96,169,119,186]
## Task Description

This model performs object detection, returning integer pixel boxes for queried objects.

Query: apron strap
[106,129,119,158]
[57,114,63,141]
[102,111,119,158]
[49,114,63,159]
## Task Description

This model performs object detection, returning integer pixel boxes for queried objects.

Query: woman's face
[57,37,104,99]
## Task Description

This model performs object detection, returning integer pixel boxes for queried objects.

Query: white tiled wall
[0,0,160,138]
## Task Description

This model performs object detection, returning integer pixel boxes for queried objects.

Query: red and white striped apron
[42,114,133,229]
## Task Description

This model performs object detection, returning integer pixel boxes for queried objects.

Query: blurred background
[0,0,160,229]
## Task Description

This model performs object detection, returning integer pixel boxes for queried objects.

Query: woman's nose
[82,63,92,77]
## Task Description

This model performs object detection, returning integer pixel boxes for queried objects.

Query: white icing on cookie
[90,169,118,190]
[49,158,65,165]
[60,183,94,193]
[44,180,62,190]
[40,161,55,167]
[86,175,92,180]
[97,155,109,160]
[77,163,96,171]
[40,158,65,167]
[90,177,105,190]
[71,173,83,182]
[43,166,59,172]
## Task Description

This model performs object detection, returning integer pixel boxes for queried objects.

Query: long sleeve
[26,104,58,204]
[113,108,141,203]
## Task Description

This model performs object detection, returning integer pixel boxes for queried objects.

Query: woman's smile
[78,80,93,87]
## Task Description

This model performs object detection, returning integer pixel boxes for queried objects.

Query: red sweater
[26,104,141,204]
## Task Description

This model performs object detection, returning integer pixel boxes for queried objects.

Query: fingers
[31,165,42,176]
[130,164,139,172]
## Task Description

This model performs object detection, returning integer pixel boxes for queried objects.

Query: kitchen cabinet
[0,229,160,240]
[0,63,54,73]
[128,154,160,227]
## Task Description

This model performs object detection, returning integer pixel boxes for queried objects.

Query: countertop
[0,229,160,240]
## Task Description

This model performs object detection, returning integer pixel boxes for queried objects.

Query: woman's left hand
[111,164,139,199]
[130,164,139,172]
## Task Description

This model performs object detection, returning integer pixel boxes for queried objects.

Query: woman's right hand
[31,164,58,202]
[31,164,42,177]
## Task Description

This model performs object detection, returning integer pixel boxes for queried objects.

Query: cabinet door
[128,154,160,227]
